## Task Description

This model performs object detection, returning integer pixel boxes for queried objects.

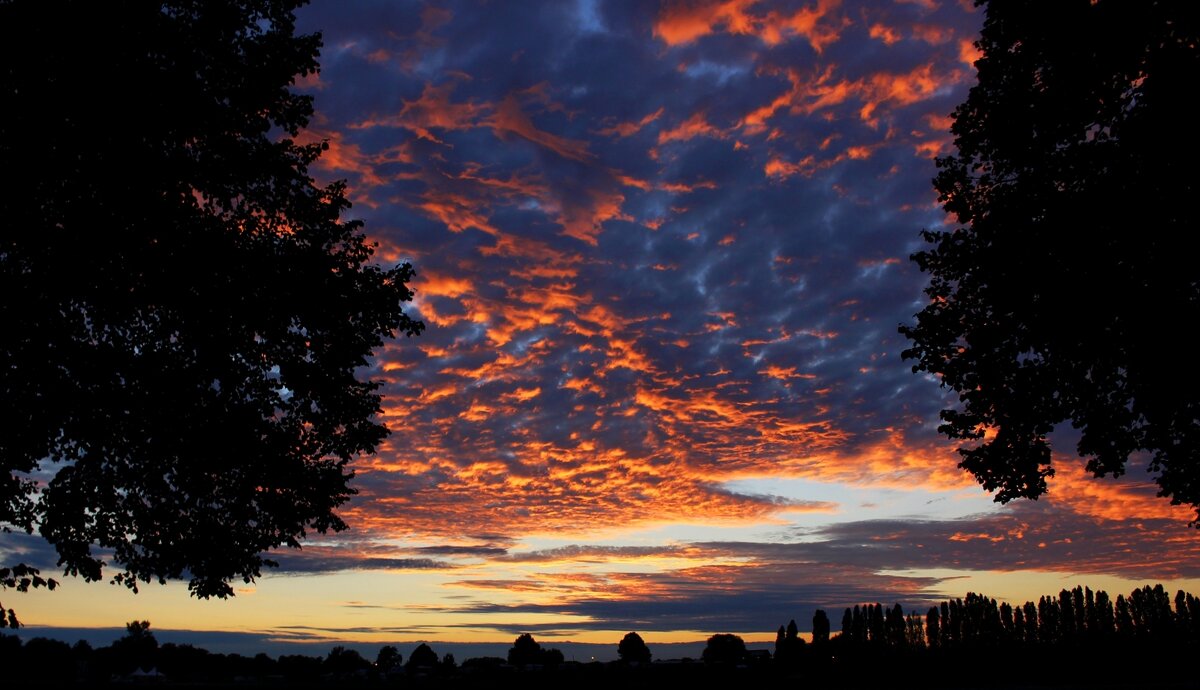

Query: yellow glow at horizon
[14,558,1200,647]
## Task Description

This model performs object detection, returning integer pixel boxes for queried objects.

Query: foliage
[701,633,746,665]
[900,0,1200,519]
[812,609,831,645]
[2,594,1200,686]
[774,619,803,663]
[507,633,563,667]
[617,631,652,664]
[0,0,423,610]
[407,642,439,669]
[508,633,542,666]
[0,564,56,628]
[324,646,370,676]
[374,645,402,673]
[109,620,159,675]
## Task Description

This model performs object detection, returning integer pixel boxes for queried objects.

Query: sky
[7,0,1200,660]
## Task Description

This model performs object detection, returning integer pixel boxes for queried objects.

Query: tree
[541,647,565,667]
[506,633,564,668]
[700,633,746,665]
[507,633,542,667]
[812,609,831,646]
[374,645,402,674]
[110,620,159,675]
[900,1,1200,520]
[926,607,940,649]
[324,646,370,676]
[774,619,803,663]
[617,631,652,664]
[407,642,439,670]
[0,0,423,619]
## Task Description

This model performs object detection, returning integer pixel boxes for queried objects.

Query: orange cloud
[418,190,501,236]
[596,107,665,138]
[958,37,982,66]
[375,80,487,142]
[419,272,474,299]
[858,63,941,121]
[742,60,965,136]
[294,127,414,206]
[653,0,759,45]
[764,156,808,178]
[654,0,844,53]
[760,365,816,380]
[914,138,945,159]
[354,82,593,163]
[501,386,542,402]
[488,94,594,162]
[555,187,629,246]
[657,111,726,145]
[869,22,901,45]
[1047,464,1195,524]
[912,23,954,45]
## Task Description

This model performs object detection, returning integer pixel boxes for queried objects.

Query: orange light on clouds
[596,107,665,138]
[656,111,727,145]
[28,0,1198,653]
[654,0,844,53]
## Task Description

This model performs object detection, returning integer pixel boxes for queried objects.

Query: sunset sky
[8,0,1200,658]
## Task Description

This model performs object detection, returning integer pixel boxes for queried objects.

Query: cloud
[440,561,942,633]
[278,0,1193,632]
[653,0,846,53]
[271,545,459,574]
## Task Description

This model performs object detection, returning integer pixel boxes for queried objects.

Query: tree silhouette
[905,611,925,648]
[1115,594,1133,638]
[3,582,1200,685]
[774,619,804,663]
[617,631,652,664]
[374,645,402,673]
[886,604,907,648]
[0,0,423,618]
[542,647,565,667]
[324,646,370,676]
[900,0,1200,521]
[508,633,542,667]
[701,633,746,665]
[926,607,940,649]
[110,620,158,675]
[407,642,439,670]
[812,609,831,646]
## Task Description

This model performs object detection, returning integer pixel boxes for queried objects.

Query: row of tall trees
[827,584,1198,652]
[759,584,1200,688]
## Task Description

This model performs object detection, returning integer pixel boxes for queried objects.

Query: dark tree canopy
[324,646,370,676]
[0,0,423,616]
[506,633,563,667]
[617,631,651,664]
[374,645,402,673]
[812,609,831,645]
[901,0,1200,520]
[701,633,746,665]
[406,642,439,670]
[507,633,542,667]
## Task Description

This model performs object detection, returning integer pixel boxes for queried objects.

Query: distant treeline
[826,583,1195,651]
[769,583,1200,688]
[5,584,1198,688]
